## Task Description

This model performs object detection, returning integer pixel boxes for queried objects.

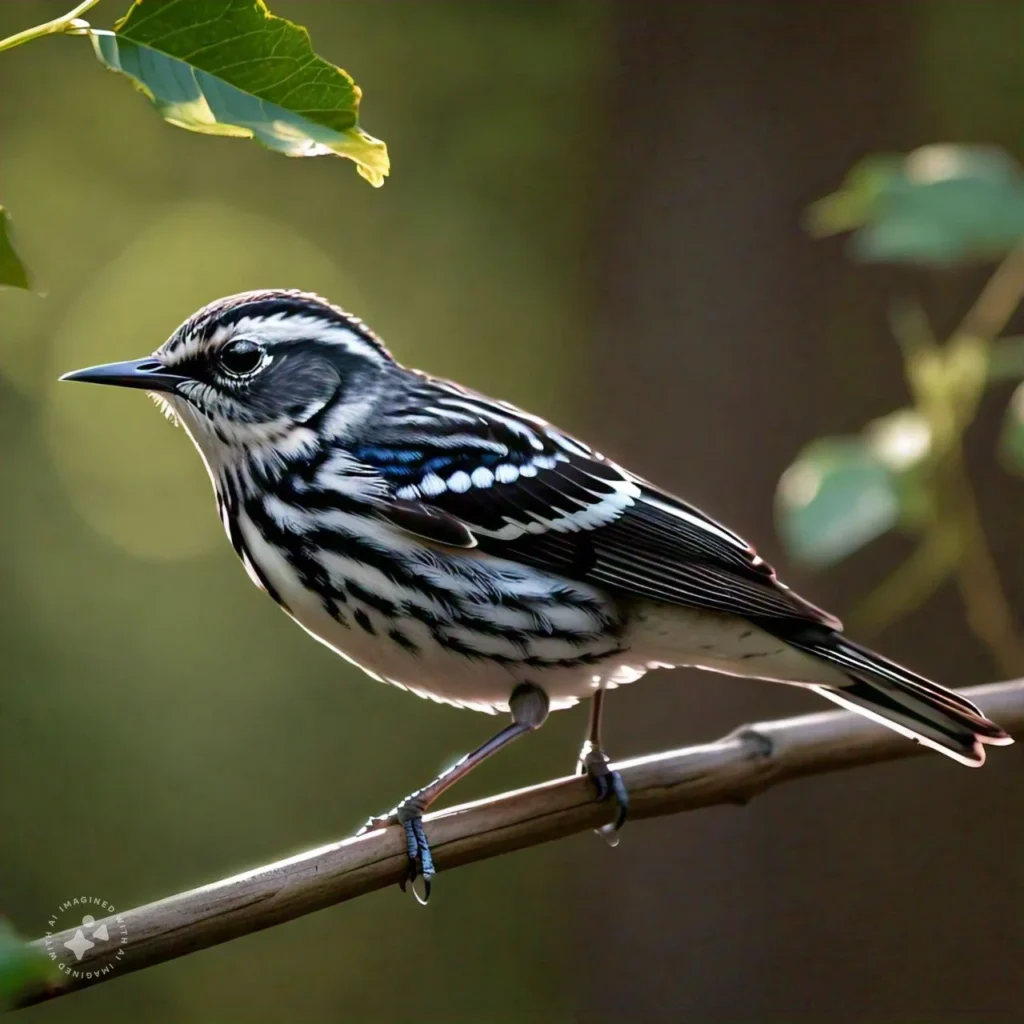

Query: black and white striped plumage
[61,290,1011,795]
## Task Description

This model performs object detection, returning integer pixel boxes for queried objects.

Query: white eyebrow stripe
[160,314,388,368]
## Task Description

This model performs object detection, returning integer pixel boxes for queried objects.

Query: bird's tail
[788,632,1013,766]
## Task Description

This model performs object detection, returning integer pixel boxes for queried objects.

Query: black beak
[59,358,187,394]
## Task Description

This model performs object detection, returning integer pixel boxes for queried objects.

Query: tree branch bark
[16,679,1023,1009]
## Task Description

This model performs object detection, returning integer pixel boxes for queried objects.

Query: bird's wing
[358,380,839,629]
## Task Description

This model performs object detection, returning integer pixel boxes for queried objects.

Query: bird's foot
[357,791,434,904]
[577,742,629,838]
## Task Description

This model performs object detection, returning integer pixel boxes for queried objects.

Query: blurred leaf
[861,410,937,530]
[864,408,933,474]
[0,919,59,1010]
[89,0,389,186]
[999,381,1024,474]
[776,438,901,566]
[807,145,1024,265]
[807,155,902,237]
[0,207,31,290]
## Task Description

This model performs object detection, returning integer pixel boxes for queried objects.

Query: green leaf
[0,919,60,1010]
[776,438,901,566]
[999,382,1024,474]
[806,145,1024,266]
[863,408,933,474]
[0,207,31,290]
[89,0,388,186]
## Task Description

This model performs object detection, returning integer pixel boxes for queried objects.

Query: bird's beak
[59,358,187,394]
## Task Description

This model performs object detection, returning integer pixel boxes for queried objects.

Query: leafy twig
[937,246,1024,673]
[850,253,1024,673]
[0,0,99,54]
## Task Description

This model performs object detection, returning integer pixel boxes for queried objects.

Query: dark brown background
[580,5,1023,1022]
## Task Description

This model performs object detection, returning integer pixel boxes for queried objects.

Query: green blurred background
[1,2,1022,1022]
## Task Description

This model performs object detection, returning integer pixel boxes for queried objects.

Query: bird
[61,289,1013,899]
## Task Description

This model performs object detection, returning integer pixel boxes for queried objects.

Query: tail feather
[787,633,1013,767]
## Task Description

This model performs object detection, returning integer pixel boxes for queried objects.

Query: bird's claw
[398,816,433,904]
[358,793,434,904]
[578,746,629,835]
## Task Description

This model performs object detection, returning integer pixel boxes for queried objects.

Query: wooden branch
[16,680,1023,1009]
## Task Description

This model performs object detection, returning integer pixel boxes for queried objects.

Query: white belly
[235,512,634,712]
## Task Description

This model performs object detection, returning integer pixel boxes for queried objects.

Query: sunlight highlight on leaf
[776,438,901,566]
[864,409,932,472]
[89,0,389,185]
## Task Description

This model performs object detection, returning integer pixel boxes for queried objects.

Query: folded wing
[358,378,838,630]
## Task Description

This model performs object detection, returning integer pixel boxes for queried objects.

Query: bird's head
[60,290,395,470]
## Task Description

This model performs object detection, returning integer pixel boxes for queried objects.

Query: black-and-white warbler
[61,289,1012,898]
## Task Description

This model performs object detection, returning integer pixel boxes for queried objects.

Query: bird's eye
[217,339,264,377]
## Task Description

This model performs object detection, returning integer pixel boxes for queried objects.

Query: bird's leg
[357,683,549,902]
[577,687,629,833]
